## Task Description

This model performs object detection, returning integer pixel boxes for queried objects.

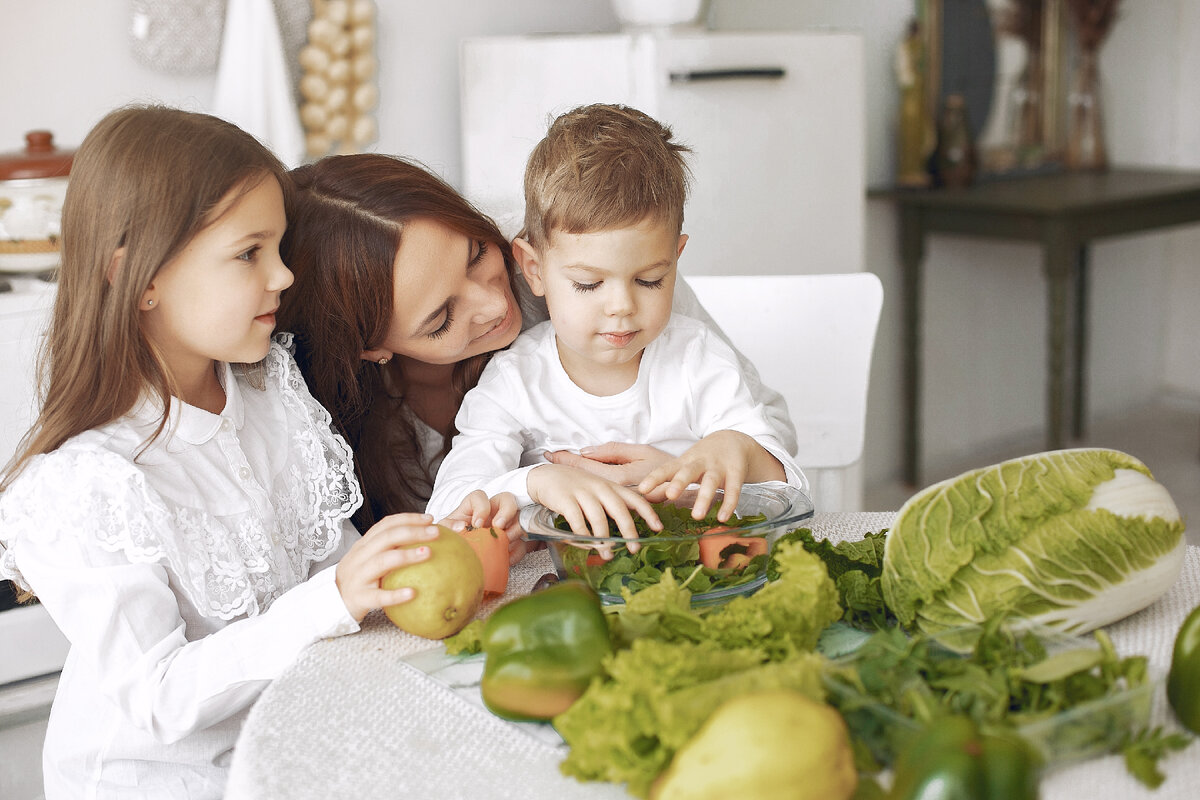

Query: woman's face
[379,217,521,365]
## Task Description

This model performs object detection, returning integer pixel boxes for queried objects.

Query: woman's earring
[146,299,155,307]
[377,356,390,365]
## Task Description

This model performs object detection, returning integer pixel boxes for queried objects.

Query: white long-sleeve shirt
[426,315,806,519]
[0,339,362,799]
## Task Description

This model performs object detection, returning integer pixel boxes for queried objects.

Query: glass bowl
[520,481,814,607]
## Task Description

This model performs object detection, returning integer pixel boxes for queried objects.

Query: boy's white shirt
[0,338,361,800]
[425,314,807,520]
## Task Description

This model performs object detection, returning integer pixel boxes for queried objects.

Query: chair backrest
[686,273,884,512]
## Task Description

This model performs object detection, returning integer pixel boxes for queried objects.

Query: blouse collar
[127,362,246,445]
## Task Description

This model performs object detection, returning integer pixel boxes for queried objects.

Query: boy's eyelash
[429,303,455,338]
[572,278,665,292]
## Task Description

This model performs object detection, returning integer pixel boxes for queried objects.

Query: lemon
[381,526,485,639]
[650,689,857,800]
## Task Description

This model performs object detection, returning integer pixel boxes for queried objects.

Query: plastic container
[819,622,1158,768]
[520,482,813,607]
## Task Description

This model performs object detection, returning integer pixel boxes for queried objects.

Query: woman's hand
[439,490,529,565]
[335,513,441,622]
[637,430,785,522]
[544,442,673,487]
[527,464,662,557]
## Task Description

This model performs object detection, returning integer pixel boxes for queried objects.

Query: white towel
[212,0,305,168]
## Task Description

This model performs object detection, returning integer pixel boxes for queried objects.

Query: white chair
[686,273,884,512]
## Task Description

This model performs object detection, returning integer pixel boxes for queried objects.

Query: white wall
[2,0,1196,490]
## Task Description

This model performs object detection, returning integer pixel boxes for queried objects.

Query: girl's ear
[106,246,126,285]
[511,237,546,296]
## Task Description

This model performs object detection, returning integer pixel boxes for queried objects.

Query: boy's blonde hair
[1,105,289,489]
[521,103,691,250]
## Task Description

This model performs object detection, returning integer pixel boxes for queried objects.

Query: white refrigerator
[459,30,865,276]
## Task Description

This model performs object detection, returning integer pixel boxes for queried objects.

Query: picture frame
[920,0,1067,178]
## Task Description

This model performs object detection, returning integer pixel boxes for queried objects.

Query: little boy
[426,104,805,543]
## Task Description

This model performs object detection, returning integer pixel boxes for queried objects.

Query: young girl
[0,106,514,799]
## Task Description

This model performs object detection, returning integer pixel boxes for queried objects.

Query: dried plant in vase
[1063,0,1123,169]
[997,0,1046,159]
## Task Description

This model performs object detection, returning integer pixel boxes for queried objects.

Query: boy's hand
[335,513,440,622]
[527,464,662,557]
[637,430,785,521]
[544,442,672,486]
[439,490,529,565]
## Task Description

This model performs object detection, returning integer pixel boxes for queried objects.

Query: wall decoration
[919,0,1067,179]
[299,0,379,158]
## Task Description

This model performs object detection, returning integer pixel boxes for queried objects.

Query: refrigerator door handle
[668,67,786,83]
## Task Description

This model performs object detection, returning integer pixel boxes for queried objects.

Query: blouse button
[238,466,253,481]
[221,419,234,432]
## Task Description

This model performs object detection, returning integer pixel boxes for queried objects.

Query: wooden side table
[873,168,1200,486]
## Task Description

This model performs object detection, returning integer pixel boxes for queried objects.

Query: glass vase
[1066,48,1108,171]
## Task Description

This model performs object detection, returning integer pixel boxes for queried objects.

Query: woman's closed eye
[469,240,489,266]
[428,302,455,339]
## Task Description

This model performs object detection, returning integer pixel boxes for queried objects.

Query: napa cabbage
[881,448,1186,636]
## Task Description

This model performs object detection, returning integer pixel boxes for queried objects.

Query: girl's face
[516,218,685,390]
[142,176,293,379]
[380,217,520,365]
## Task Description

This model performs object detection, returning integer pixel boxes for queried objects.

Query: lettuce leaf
[554,639,826,797]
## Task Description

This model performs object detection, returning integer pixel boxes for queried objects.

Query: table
[873,168,1200,485]
[226,512,1200,800]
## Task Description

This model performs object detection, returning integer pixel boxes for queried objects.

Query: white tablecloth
[226,512,1200,799]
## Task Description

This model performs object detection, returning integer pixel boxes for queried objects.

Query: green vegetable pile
[446,449,1194,796]
[554,501,769,599]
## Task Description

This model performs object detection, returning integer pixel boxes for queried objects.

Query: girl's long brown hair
[0,106,289,492]
[277,154,516,530]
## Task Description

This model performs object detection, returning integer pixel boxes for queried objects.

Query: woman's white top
[426,315,806,518]
[0,338,362,800]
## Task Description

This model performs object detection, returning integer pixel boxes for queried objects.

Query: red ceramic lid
[0,131,74,180]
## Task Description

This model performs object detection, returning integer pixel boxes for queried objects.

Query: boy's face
[514,217,686,391]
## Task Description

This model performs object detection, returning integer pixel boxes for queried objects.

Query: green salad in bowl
[520,482,814,606]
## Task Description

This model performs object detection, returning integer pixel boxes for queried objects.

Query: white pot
[0,131,73,274]
[0,176,68,273]
[611,0,707,29]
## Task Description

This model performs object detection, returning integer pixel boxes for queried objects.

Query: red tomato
[457,527,510,596]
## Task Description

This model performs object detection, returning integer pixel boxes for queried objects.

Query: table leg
[900,206,925,486]
[1072,244,1090,439]
[1044,226,1074,451]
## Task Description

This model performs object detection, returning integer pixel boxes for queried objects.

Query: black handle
[668,67,786,83]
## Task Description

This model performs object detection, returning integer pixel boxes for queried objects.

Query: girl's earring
[377,356,390,365]
[146,299,155,307]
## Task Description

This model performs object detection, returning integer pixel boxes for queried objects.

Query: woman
[277,153,796,531]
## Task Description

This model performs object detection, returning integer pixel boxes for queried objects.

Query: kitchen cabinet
[459,30,865,276]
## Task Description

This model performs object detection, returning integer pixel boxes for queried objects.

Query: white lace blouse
[0,338,362,800]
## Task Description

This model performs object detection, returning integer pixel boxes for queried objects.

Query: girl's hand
[637,430,785,522]
[335,513,441,622]
[527,464,662,558]
[544,442,672,486]
[439,490,528,565]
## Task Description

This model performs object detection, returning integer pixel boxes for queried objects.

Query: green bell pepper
[480,580,613,722]
[1168,603,1200,734]
[888,715,1040,800]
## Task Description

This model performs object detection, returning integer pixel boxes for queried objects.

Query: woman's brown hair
[1,105,290,492]
[277,154,517,530]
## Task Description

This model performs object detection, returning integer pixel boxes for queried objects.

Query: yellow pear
[650,689,857,800]
[381,526,484,639]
